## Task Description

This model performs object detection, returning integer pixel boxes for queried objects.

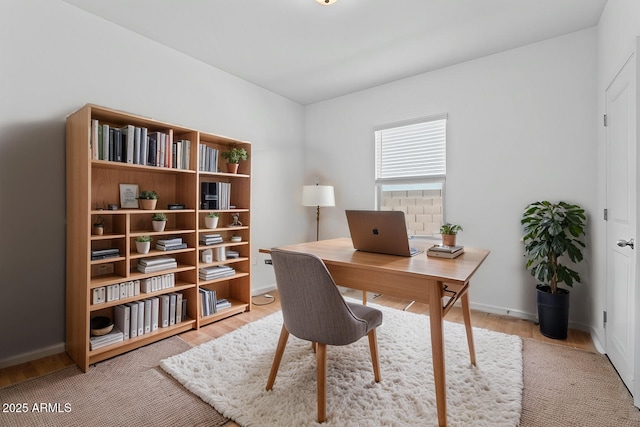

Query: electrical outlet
[251,257,257,265]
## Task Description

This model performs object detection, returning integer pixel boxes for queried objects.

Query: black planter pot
[536,284,570,339]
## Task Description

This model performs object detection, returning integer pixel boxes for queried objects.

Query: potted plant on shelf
[221,147,248,174]
[138,190,158,210]
[204,212,219,229]
[92,216,104,236]
[440,223,462,247]
[521,201,586,339]
[152,212,167,232]
[135,235,152,254]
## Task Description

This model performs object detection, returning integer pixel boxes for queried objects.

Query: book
[136,300,144,336]
[159,294,170,328]
[427,245,465,259]
[169,293,176,326]
[125,302,138,338]
[143,299,152,334]
[150,297,159,331]
[114,304,130,340]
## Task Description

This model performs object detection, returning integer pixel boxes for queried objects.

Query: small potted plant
[521,201,586,339]
[135,235,152,254]
[221,147,248,174]
[138,190,158,210]
[204,212,219,229]
[152,212,167,232]
[440,223,462,247]
[92,216,105,236]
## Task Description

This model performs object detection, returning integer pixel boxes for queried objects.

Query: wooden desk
[272,238,490,427]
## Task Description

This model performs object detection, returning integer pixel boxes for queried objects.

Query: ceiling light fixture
[316,0,337,5]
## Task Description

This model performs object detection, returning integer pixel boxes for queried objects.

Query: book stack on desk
[427,245,464,259]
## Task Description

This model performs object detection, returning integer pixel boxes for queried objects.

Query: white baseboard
[252,284,276,297]
[0,342,66,369]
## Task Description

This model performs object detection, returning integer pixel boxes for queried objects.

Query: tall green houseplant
[521,201,586,339]
[521,201,586,294]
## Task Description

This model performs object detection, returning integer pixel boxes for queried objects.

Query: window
[375,115,447,238]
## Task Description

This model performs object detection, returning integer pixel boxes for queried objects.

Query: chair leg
[316,343,327,423]
[266,325,289,391]
[367,329,381,382]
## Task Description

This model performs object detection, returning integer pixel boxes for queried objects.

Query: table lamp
[302,184,335,241]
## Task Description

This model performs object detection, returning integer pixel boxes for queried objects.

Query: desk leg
[430,281,447,427]
[460,291,477,366]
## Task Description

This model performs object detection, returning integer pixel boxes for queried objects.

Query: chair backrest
[270,249,370,346]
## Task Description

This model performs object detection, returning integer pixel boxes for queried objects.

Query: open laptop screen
[345,210,422,257]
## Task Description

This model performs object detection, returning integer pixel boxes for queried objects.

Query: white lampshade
[302,185,335,207]
[316,0,338,5]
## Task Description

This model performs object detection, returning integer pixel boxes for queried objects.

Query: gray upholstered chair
[265,249,383,423]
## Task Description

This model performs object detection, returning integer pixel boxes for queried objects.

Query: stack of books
[137,257,177,273]
[200,234,223,246]
[156,237,187,251]
[91,248,120,260]
[89,327,124,350]
[427,245,465,259]
[226,249,240,259]
[199,265,235,281]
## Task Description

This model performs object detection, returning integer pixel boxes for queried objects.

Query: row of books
[90,120,191,170]
[200,181,232,210]
[90,293,188,351]
[199,265,235,281]
[156,237,187,252]
[92,273,176,305]
[199,144,220,172]
[137,256,178,273]
[199,288,231,317]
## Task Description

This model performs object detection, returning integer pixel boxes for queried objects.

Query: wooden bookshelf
[66,104,251,372]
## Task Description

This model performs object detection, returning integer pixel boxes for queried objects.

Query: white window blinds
[375,117,447,180]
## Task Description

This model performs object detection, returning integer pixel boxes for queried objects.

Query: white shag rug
[161,301,523,426]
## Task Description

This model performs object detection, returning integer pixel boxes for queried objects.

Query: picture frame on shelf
[119,184,139,208]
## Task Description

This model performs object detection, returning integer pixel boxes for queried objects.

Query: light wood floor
[0,290,595,427]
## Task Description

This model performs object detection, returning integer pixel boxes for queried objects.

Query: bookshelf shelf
[66,104,251,372]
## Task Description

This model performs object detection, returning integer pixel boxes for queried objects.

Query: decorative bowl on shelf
[231,236,242,243]
[90,316,114,336]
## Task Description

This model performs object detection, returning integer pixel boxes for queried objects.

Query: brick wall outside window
[380,189,443,236]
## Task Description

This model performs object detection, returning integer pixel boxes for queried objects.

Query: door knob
[617,238,635,249]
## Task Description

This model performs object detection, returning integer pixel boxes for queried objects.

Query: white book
[127,281,134,298]
[136,300,144,336]
[91,119,99,160]
[126,302,138,338]
[114,304,130,340]
[143,299,151,334]
[150,297,159,331]
[159,294,170,328]
[121,124,134,164]
[120,283,127,299]
[169,293,177,326]
[134,126,141,164]
[134,279,140,296]
[174,293,183,325]
[101,124,110,160]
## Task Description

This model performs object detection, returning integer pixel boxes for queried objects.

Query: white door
[605,52,636,395]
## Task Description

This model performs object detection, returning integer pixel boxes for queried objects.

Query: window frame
[374,114,448,239]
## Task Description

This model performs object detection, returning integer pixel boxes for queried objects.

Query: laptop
[345,210,423,257]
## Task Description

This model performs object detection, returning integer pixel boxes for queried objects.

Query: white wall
[0,0,303,365]
[304,28,598,327]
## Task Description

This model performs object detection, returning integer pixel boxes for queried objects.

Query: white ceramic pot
[136,241,151,254]
[204,216,219,229]
[152,220,166,232]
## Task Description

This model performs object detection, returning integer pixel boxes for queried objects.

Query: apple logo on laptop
[372,228,379,235]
